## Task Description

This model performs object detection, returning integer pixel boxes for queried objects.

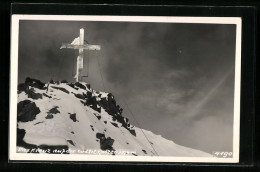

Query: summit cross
[60,28,101,82]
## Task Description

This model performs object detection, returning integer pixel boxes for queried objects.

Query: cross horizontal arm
[60,43,101,50]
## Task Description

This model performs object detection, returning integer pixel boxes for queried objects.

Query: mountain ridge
[16,77,211,157]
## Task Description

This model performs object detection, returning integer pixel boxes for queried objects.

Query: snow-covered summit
[16,77,211,157]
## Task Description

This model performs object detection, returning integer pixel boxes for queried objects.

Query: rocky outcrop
[25,77,45,90]
[67,83,78,90]
[74,93,85,100]
[45,114,53,119]
[61,80,68,83]
[17,128,39,153]
[85,93,101,113]
[111,122,119,128]
[18,82,42,100]
[18,83,28,93]
[93,113,101,120]
[17,127,69,154]
[17,100,40,122]
[90,125,94,131]
[101,93,123,116]
[51,86,69,94]
[75,82,86,90]
[17,128,26,146]
[69,113,78,122]
[98,93,136,136]
[45,106,60,119]
[67,140,75,146]
[49,106,60,114]
[79,90,136,136]
[96,133,115,151]
[26,88,43,100]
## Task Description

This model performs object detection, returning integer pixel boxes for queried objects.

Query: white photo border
[9,15,241,163]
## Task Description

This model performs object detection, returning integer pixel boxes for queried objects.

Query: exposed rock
[142,149,147,154]
[86,91,92,98]
[26,88,43,100]
[105,93,122,115]
[129,129,136,136]
[43,93,52,98]
[86,83,91,90]
[67,83,78,90]
[67,140,75,146]
[80,100,85,105]
[96,133,105,140]
[75,82,86,90]
[90,125,94,131]
[100,137,114,151]
[17,128,39,153]
[17,128,26,146]
[18,82,43,100]
[61,80,68,83]
[111,122,119,128]
[82,92,88,99]
[96,133,115,151]
[69,113,78,122]
[45,114,53,119]
[45,106,60,119]
[25,77,45,90]
[51,86,69,94]
[49,106,60,114]
[34,121,44,125]
[17,129,69,154]
[97,93,136,136]
[74,93,85,100]
[86,96,101,113]
[99,98,108,109]
[17,83,28,93]
[43,81,135,135]
[17,100,40,122]
[93,113,101,120]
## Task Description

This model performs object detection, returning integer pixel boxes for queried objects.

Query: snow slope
[17,78,211,157]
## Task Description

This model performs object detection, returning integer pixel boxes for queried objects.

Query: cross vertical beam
[60,28,101,82]
[76,28,84,82]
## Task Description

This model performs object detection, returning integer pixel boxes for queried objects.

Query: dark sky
[18,20,236,153]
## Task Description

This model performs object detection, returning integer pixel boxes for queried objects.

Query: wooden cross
[60,28,101,82]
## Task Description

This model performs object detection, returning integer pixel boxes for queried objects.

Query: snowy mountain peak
[16,77,211,157]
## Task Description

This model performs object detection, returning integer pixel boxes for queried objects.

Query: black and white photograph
[9,15,241,163]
